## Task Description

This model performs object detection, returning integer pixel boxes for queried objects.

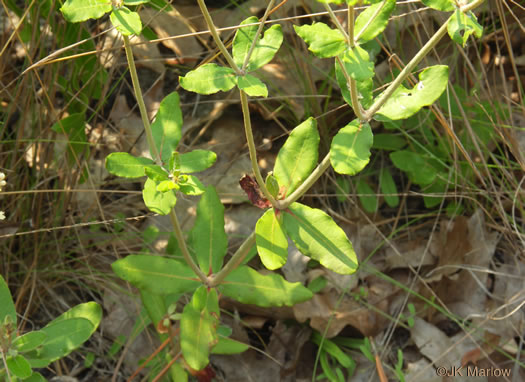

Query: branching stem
[123,35,208,284]
[209,232,255,287]
[196,0,241,74]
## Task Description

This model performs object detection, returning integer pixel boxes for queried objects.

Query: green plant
[0,276,101,381]
[58,0,486,379]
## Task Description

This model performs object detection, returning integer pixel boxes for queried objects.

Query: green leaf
[376,65,449,120]
[294,22,346,58]
[60,0,111,23]
[180,287,219,371]
[48,301,102,330]
[338,46,375,82]
[151,92,183,163]
[447,9,483,47]
[0,275,16,326]
[124,0,151,4]
[220,266,313,307]
[106,152,154,178]
[179,64,237,95]
[372,134,406,151]
[25,318,94,368]
[330,120,373,175]
[143,178,177,214]
[354,0,396,43]
[273,117,319,197]
[179,150,217,173]
[356,179,378,213]
[236,74,268,97]
[212,336,249,355]
[265,173,280,199]
[112,255,200,294]
[23,372,46,382]
[178,175,206,195]
[283,203,358,274]
[421,0,454,12]
[423,179,447,208]
[255,209,288,270]
[6,355,32,379]
[12,331,47,352]
[144,165,169,182]
[312,332,354,368]
[110,7,142,36]
[189,187,228,273]
[335,59,373,109]
[390,150,437,185]
[156,180,178,192]
[232,16,283,72]
[379,168,399,207]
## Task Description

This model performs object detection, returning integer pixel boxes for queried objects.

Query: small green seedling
[0,276,101,381]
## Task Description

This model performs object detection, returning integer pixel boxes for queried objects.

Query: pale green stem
[169,210,208,284]
[276,154,331,210]
[123,35,207,284]
[347,5,355,46]
[209,232,255,287]
[336,56,366,122]
[242,0,276,71]
[363,0,486,120]
[196,0,241,74]
[123,36,161,166]
[240,90,278,206]
[323,3,349,42]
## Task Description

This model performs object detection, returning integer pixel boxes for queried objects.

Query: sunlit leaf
[189,187,228,273]
[421,0,455,12]
[151,92,182,163]
[60,0,111,23]
[376,65,449,120]
[338,46,374,82]
[236,74,268,97]
[447,9,483,47]
[106,152,154,178]
[330,120,373,175]
[220,266,313,307]
[180,287,219,371]
[179,150,217,173]
[233,16,283,71]
[255,209,288,270]
[354,0,396,43]
[274,117,319,197]
[110,7,142,36]
[143,178,177,215]
[283,203,358,274]
[294,22,346,58]
[112,255,200,294]
[179,64,236,95]
[178,175,206,196]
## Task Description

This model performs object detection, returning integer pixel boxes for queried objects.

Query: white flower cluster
[0,172,5,220]
[0,172,5,191]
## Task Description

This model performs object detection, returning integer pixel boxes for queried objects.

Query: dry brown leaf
[293,279,392,338]
[140,8,203,66]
